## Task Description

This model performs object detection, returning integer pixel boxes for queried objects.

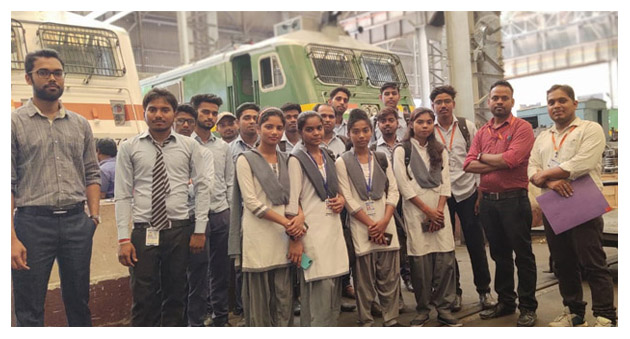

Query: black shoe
[371,302,383,317]
[438,313,463,327]
[404,279,414,292]
[517,310,537,327]
[410,314,429,327]
[341,302,356,312]
[479,303,516,320]
[293,302,301,316]
[479,292,497,310]
[342,285,356,299]
[383,321,406,327]
[451,294,462,312]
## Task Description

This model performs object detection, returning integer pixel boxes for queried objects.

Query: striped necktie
[151,138,172,230]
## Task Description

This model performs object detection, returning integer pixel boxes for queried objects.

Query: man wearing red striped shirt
[463,80,537,327]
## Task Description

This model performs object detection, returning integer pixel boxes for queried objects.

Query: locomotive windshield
[360,51,408,88]
[307,44,362,86]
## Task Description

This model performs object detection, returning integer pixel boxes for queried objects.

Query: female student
[335,109,402,327]
[286,111,349,326]
[392,108,461,327]
[228,107,306,326]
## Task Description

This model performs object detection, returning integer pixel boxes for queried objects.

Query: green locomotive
[140,30,415,116]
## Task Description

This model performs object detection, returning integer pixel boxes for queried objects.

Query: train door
[231,54,255,107]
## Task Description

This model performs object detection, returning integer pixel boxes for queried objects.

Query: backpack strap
[456,117,471,152]
[369,143,377,152]
[403,140,412,180]
[278,140,287,153]
[337,134,352,152]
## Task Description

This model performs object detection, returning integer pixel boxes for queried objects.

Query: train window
[37,23,125,77]
[306,44,362,86]
[360,52,408,88]
[11,19,27,70]
[259,54,285,91]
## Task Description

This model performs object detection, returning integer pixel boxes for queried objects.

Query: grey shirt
[11,99,100,207]
[192,131,234,213]
[334,120,348,138]
[229,134,257,163]
[115,131,211,239]
[321,133,347,158]
[373,136,400,161]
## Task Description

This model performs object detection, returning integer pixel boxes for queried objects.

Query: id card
[146,228,160,246]
[547,156,561,169]
[365,200,376,217]
[325,199,333,216]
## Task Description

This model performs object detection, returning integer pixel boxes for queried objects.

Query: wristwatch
[476,152,483,161]
[90,215,101,225]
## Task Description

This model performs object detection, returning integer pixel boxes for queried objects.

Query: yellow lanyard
[552,126,577,154]
[436,122,456,152]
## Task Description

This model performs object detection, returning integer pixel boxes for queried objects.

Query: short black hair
[280,102,302,114]
[142,88,178,112]
[377,106,399,121]
[313,103,332,113]
[546,84,575,101]
[430,85,457,102]
[175,103,197,120]
[190,94,223,110]
[25,49,65,74]
[489,80,514,95]
[379,82,399,94]
[235,102,260,120]
[347,108,372,134]
[96,138,117,157]
[329,87,351,100]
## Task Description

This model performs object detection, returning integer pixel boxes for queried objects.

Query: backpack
[455,116,471,152]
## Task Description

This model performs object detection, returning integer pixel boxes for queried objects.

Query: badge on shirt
[547,156,561,169]
[146,228,160,246]
[365,199,376,217]
[325,198,334,216]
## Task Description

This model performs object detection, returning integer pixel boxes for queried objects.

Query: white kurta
[236,156,291,272]
[335,153,400,256]
[392,139,454,256]
[286,156,349,282]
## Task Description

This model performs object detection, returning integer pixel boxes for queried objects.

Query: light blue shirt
[229,134,257,163]
[192,131,234,213]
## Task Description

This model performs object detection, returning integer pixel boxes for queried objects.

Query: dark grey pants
[206,209,231,325]
[186,220,211,327]
[130,224,193,327]
[543,215,616,322]
[12,210,95,327]
[409,252,457,317]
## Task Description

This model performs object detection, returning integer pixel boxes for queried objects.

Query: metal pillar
[445,12,476,123]
[416,24,432,107]
[177,11,190,65]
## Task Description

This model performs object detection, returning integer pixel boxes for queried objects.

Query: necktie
[151,138,172,230]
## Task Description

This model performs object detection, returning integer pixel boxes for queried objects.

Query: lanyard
[354,151,372,195]
[306,149,329,193]
[552,126,578,154]
[486,116,515,141]
[436,122,456,152]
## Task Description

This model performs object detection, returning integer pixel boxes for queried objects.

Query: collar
[26,98,67,119]
[488,113,515,130]
[140,130,177,143]
[436,116,457,132]
[191,131,216,144]
[234,133,257,149]
[550,116,582,134]
[410,137,428,149]
[99,157,116,166]
[376,135,398,147]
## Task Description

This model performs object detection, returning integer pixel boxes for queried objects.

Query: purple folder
[536,174,612,235]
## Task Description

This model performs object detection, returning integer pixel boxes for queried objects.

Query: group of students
[11,48,616,328]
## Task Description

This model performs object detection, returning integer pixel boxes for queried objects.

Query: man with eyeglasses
[11,49,101,326]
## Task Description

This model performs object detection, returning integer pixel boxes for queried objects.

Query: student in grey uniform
[392,108,461,327]
[286,111,349,326]
[228,108,306,326]
[336,109,402,327]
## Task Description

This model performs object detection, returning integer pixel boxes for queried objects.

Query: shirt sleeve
[236,155,269,218]
[501,121,535,169]
[11,118,18,195]
[114,141,134,241]
[82,119,101,186]
[527,132,545,179]
[191,143,212,233]
[385,157,400,207]
[225,145,235,206]
[100,167,111,194]
[335,157,362,214]
[559,123,606,180]
[286,157,302,216]
[392,146,418,201]
[440,149,452,197]
[463,126,484,170]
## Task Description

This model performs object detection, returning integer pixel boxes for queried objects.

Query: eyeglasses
[29,69,65,79]
[175,119,196,126]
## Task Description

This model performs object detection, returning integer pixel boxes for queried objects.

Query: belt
[482,189,528,201]
[133,219,191,229]
[17,202,85,217]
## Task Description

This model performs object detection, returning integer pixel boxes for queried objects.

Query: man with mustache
[371,82,408,144]
[315,103,347,158]
[279,102,302,153]
[116,88,211,326]
[431,85,495,313]
[230,102,260,163]
[330,87,351,138]
[11,49,101,326]
[216,112,238,144]
[463,80,537,327]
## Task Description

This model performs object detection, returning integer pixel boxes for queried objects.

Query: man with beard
[315,103,347,157]
[11,49,101,326]
[116,88,211,326]
[189,94,234,327]
[329,87,350,138]
[230,102,260,162]
[431,85,495,312]
[371,82,407,144]
[279,103,301,153]
[463,80,537,327]
[216,112,238,144]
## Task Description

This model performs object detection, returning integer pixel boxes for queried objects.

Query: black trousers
[447,192,492,295]
[543,215,616,322]
[479,193,538,312]
[206,209,231,325]
[130,224,193,326]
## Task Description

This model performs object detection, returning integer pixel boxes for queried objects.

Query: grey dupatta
[228,149,290,258]
[290,146,338,201]
[340,150,386,201]
[402,141,442,189]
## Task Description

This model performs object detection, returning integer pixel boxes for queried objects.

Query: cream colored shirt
[528,117,606,192]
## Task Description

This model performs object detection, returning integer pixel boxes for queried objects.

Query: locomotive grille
[11,19,27,70]
[360,52,408,88]
[307,45,362,86]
